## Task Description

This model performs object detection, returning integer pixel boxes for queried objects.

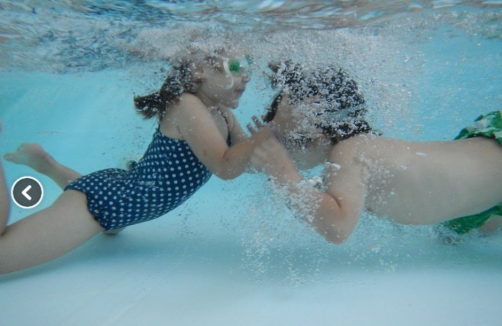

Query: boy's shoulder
[330,134,398,163]
[335,133,378,150]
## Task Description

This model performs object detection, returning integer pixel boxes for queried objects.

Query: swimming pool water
[1,2,502,325]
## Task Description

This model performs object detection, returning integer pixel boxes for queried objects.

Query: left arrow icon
[11,177,43,209]
[22,185,32,200]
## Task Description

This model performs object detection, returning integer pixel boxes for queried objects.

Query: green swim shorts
[442,110,502,235]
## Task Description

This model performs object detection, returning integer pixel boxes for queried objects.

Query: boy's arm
[251,137,365,244]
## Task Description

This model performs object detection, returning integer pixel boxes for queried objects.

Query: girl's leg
[4,143,125,236]
[4,143,81,190]
[0,121,9,233]
[0,190,104,274]
[0,153,10,236]
[0,122,103,274]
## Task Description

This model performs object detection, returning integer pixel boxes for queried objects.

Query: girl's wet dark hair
[263,61,372,144]
[134,50,224,120]
[134,58,199,119]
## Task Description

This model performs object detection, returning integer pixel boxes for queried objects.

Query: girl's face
[197,56,250,109]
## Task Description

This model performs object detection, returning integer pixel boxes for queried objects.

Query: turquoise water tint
[1,1,502,325]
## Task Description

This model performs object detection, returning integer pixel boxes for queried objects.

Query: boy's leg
[477,215,502,235]
[4,143,81,190]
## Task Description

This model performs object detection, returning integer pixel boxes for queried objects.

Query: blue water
[1,2,502,325]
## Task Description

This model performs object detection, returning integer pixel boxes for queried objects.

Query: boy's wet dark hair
[263,61,372,144]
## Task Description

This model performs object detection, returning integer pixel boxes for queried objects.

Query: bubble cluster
[267,60,372,143]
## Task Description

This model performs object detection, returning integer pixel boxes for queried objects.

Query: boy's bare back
[328,134,502,225]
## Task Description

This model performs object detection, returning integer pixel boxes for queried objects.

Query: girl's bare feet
[4,143,54,174]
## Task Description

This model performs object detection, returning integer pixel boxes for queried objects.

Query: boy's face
[277,95,327,144]
[275,95,331,169]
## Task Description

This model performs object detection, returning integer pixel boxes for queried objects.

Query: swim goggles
[228,55,253,73]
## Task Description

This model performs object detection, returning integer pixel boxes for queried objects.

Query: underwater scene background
[1,1,502,325]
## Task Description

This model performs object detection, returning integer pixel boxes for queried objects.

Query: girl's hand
[246,115,265,135]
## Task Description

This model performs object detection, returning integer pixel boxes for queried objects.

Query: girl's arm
[250,137,366,244]
[173,94,270,180]
[226,109,250,145]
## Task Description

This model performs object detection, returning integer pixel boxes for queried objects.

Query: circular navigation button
[11,176,44,209]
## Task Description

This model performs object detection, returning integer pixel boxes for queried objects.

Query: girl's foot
[3,143,54,174]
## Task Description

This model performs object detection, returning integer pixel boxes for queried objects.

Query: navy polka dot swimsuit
[65,128,217,231]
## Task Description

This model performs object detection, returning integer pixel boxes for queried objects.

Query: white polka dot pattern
[65,129,212,230]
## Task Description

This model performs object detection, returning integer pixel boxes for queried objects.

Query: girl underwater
[0,48,271,274]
